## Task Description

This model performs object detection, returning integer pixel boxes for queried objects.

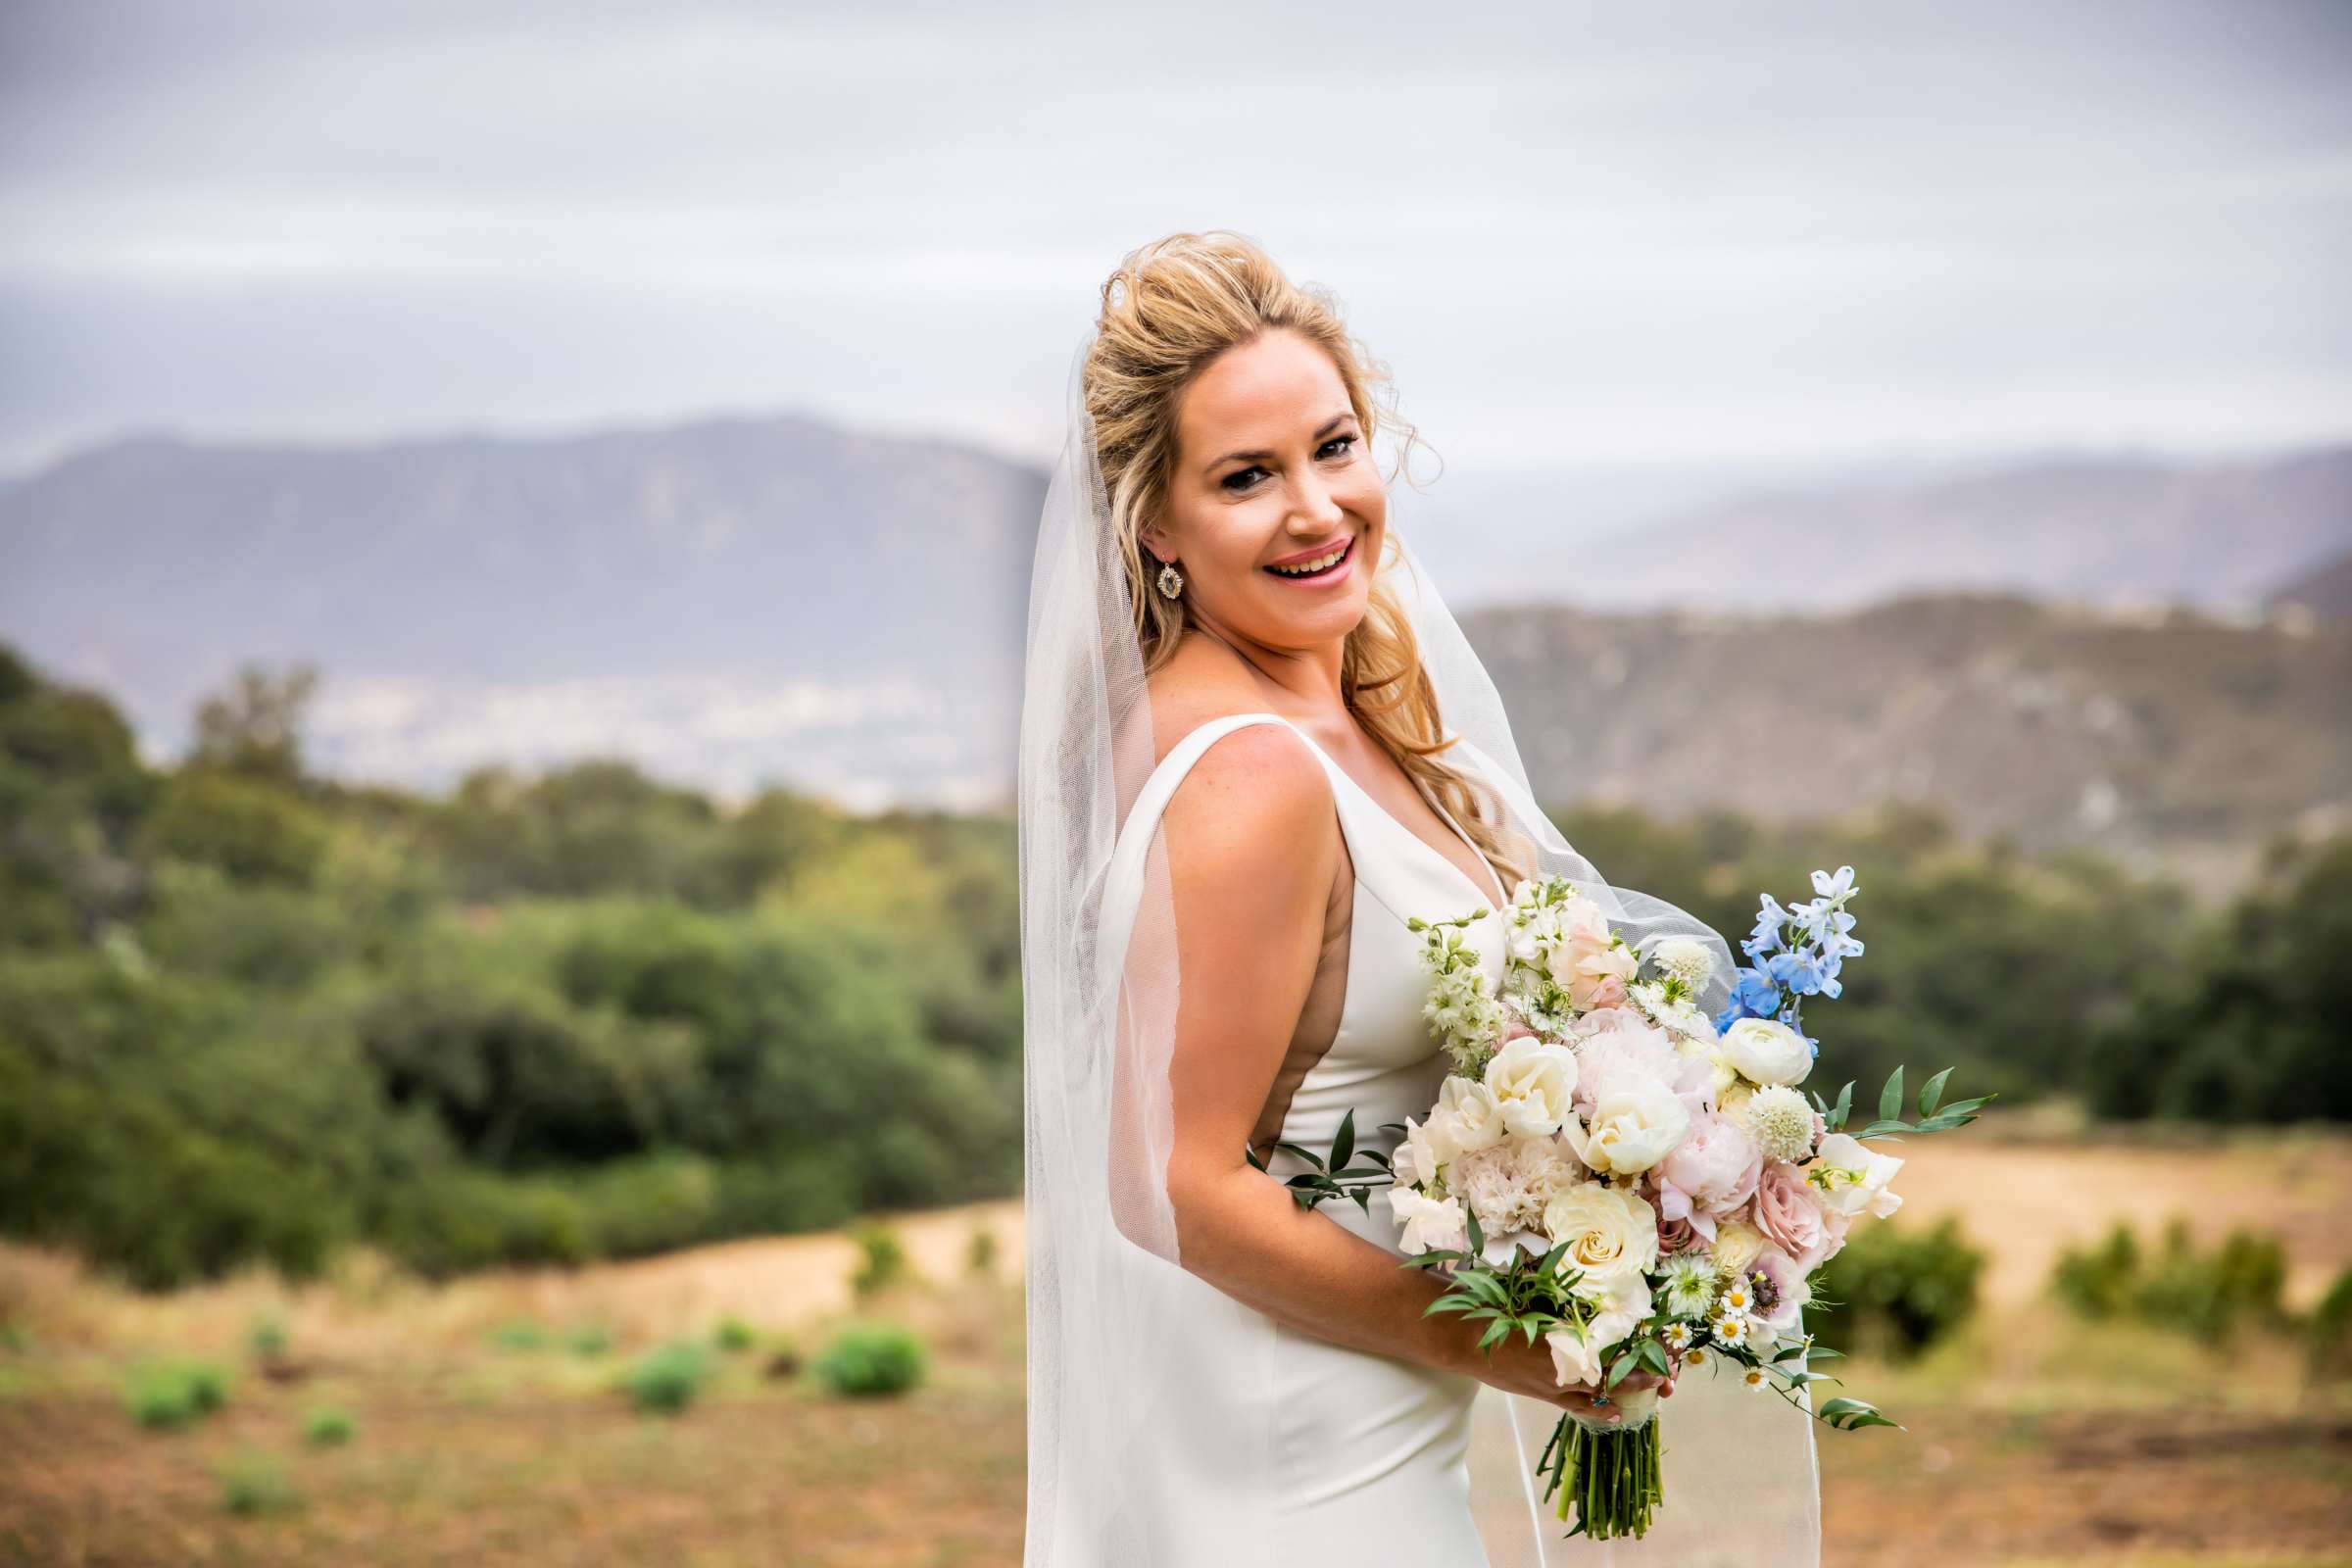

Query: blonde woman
[1016,232,1820,1564]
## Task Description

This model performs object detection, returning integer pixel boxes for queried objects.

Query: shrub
[565,1320,612,1356]
[247,1311,289,1360]
[217,1446,300,1515]
[2307,1264,2352,1379]
[967,1224,998,1278]
[485,1319,550,1351]
[624,1342,711,1414]
[813,1322,926,1398]
[300,1405,357,1447]
[124,1357,230,1430]
[713,1315,757,1353]
[849,1222,906,1301]
[2050,1216,2289,1345]
[1810,1215,1984,1359]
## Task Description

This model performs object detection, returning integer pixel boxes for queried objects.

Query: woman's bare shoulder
[1145,639,1283,766]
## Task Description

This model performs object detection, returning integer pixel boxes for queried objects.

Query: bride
[1017,231,1822,1565]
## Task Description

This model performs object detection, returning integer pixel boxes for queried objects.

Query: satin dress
[1103,710,1516,1563]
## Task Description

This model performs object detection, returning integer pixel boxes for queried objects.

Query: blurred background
[1,1,2347,1563]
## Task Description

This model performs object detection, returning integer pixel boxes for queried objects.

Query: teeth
[1269,541,1348,575]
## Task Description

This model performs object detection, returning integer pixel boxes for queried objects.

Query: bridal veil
[1017,318,1824,1565]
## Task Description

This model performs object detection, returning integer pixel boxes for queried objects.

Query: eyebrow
[1203,412,1356,474]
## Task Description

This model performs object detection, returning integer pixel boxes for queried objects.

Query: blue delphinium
[1713,865,1865,1050]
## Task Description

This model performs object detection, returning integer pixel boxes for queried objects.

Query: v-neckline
[1268,715,1509,913]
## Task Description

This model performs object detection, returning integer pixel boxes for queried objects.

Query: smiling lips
[1263,535,1353,580]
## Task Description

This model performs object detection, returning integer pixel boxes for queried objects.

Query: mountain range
[3,416,2345,865]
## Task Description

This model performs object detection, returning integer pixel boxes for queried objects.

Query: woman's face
[1142,327,1386,655]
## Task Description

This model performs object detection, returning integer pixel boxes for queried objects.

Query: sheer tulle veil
[1017,320,1824,1564]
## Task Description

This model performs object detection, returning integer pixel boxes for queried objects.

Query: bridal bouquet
[1253,866,1990,1542]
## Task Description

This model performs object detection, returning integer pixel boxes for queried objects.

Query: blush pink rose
[1749,1162,1835,1272]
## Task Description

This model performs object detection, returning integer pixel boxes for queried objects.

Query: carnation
[1449,1144,1546,1242]
[1742,1084,1818,1163]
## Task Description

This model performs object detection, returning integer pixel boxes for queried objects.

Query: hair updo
[1083,229,1520,886]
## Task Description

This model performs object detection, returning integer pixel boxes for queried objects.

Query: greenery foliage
[123,1356,231,1430]
[1809,1215,1985,1358]
[812,1322,927,1397]
[2051,1216,2290,1344]
[624,1341,713,1414]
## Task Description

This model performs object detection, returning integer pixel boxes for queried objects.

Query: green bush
[2307,1264,2352,1379]
[485,1319,550,1351]
[2050,1216,2289,1344]
[123,1357,231,1430]
[967,1224,998,1278]
[849,1222,906,1301]
[217,1446,300,1515]
[565,1320,612,1356]
[1810,1215,1984,1359]
[812,1322,926,1398]
[300,1404,357,1447]
[713,1315,757,1353]
[247,1311,289,1360]
[624,1342,711,1414]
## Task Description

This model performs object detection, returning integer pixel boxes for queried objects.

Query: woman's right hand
[1460,1328,1673,1423]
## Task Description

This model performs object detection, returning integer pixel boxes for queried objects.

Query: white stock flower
[1742,1084,1818,1163]
[1809,1132,1906,1219]
[1483,1035,1580,1137]
[1542,1181,1661,1281]
[1577,1079,1690,1176]
[1721,1017,1812,1086]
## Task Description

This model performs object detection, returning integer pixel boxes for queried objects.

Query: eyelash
[1221,434,1356,493]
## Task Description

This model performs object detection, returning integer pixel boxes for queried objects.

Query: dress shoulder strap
[1094,712,1321,994]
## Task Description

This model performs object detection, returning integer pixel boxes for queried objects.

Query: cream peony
[1572,1078,1691,1176]
[1809,1132,1906,1219]
[1721,1017,1812,1086]
[1543,1181,1661,1280]
[1482,1035,1580,1138]
[1657,1109,1764,1236]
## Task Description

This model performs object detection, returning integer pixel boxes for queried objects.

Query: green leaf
[1878,1065,1904,1125]
[1831,1080,1854,1131]
[1274,1142,1322,1167]
[1605,1348,1637,1389]
[1330,1109,1356,1172]
[1916,1066,1953,1118]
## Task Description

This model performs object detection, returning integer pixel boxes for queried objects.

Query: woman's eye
[1220,466,1264,493]
[1319,434,1356,460]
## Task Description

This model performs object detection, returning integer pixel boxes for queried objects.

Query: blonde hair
[1084,230,1523,887]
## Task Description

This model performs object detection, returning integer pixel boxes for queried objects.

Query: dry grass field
[3,1119,2348,1567]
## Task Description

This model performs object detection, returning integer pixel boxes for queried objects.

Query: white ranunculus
[1483,1035,1580,1138]
[1721,1017,1812,1087]
[1579,1079,1691,1176]
[1542,1181,1661,1280]
[1430,1077,1507,1162]
[1386,1185,1468,1255]
[1809,1132,1905,1219]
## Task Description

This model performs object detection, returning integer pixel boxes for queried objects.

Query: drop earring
[1156,560,1185,600]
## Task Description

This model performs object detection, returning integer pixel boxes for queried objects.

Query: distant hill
[0,416,1043,808]
[2271,548,2352,619]
[4,417,2346,867]
[1533,446,2352,614]
[1462,593,2350,880]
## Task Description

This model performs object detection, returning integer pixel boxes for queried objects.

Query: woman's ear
[1138,521,1174,564]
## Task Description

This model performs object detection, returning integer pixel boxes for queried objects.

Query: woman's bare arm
[1151,724,1641,1412]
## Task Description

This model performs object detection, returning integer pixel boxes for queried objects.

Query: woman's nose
[1290,471,1344,526]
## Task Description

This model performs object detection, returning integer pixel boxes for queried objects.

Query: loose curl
[1084,229,1525,889]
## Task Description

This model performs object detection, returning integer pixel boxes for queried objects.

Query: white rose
[1721,1017,1812,1087]
[1576,1079,1691,1176]
[1387,1185,1468,1255]
[1810,1132,1905,1219]
[1709,1218,1767,1276]
[1430,1077,1506,1162]
[1483,1036,1580,1138]
[1542,1181,1661,1280]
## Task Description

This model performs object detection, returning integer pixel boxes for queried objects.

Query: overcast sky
[2,0,2347,484]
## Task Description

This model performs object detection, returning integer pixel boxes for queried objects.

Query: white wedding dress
[1096,709,1520,1563]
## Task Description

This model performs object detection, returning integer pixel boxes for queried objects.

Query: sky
[2,0,2348,486]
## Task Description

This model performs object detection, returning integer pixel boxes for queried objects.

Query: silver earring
[1156,561,1184,599]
